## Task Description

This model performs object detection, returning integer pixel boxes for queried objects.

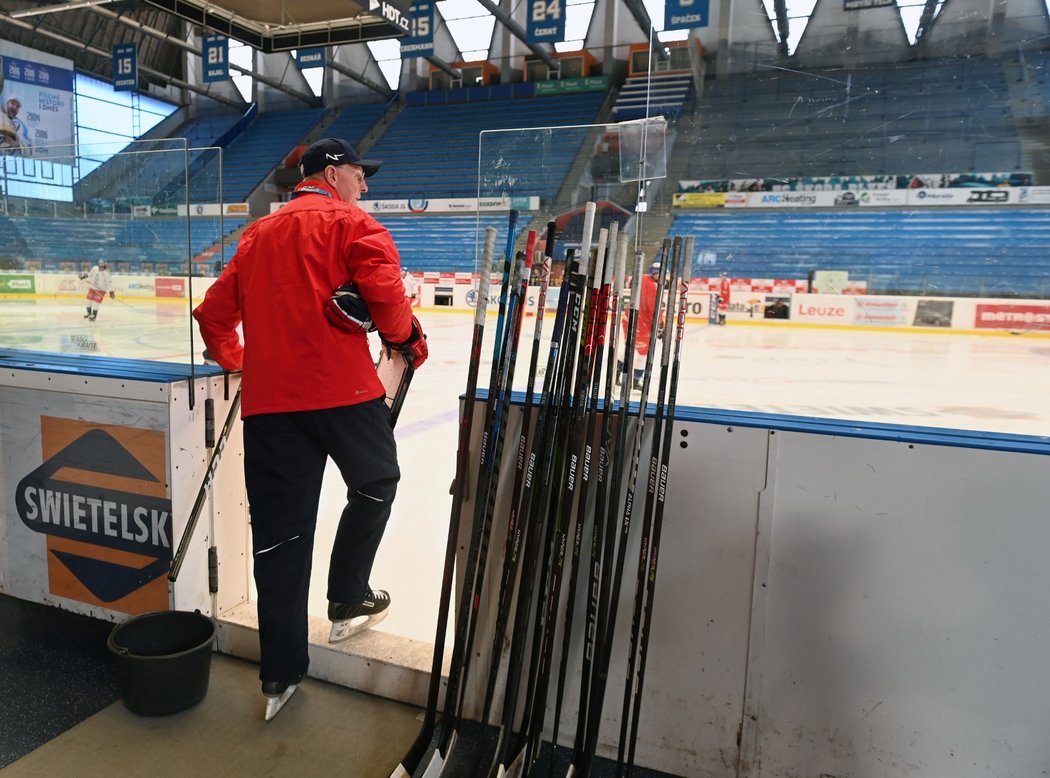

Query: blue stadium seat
[670,209,1050,297]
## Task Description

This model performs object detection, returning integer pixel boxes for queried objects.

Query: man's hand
[325,283,376,335]
[382,315,428,369]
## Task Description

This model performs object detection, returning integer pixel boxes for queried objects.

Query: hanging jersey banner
[295,48,326,69]
[112,43,137,91]
[401,1,435,56]
[663,0,709,31]
[202,35,229,82]
[527,0,565,43]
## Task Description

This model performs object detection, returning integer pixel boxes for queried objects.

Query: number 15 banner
[664,0,709,31]
[527,0,565,44]
[113,43,137,91]
[401,1,435,57]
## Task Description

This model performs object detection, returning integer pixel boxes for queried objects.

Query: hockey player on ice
[79,260,115,320]
[193,138,428,721]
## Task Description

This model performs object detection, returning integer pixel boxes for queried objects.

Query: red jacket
[193,180,412,418]
[624,274,660,356]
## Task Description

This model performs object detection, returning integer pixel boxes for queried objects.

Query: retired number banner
[664,0,709,31]
[401,1,435,56]
[202,35,229,83]
[527,0,565,44]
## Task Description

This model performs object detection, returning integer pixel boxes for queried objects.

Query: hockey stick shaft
[390,227,497,778]
[577,240,671,776]
[623,237,693,776]
[551,222,618,753]
[489,253,581,777]
[479,226,555,734]
[615,238,683,770]
[169,379,242,582]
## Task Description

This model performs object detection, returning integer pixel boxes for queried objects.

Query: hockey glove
[109,291,116,299]
[325,283,376,335]
[382,315,428,369]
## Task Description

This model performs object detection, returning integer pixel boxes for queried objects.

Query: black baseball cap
[299,138,382,178]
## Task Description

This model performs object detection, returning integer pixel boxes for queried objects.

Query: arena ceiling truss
[0,0,418,103]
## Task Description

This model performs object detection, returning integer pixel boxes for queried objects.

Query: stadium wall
[6,271,1050,337]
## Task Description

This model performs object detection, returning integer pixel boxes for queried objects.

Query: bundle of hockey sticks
[392,205,694,778]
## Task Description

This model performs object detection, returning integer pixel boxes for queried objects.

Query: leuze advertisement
[8,406,172,615]
[1,41,75,157]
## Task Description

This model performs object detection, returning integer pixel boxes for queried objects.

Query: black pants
[243,398,399,684]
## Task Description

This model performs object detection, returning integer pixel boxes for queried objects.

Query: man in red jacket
[193,137,427,720]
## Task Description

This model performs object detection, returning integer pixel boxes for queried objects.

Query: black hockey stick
[623,237,693,776]
[475,225,558,771]
[489,250,581,778]
[389,227,498,778]
[576,240,672,777]
[429,247,532,777]
[169,376,241,583]
[521,224,607,773]
[569,227,629,764]
[499,201,598,777]
[550,222,618,759]
[615,237,683,772]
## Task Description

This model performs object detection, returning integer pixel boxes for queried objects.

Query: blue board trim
[0,350,226,383]
[471,389,1050,456]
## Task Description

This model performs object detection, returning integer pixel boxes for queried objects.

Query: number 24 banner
[527,0,565,43]
[664,0,709,31]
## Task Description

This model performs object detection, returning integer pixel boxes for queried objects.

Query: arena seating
[321,101,391,147]
[612,72,692,121]
[685,56,1023,180]
[1,215,249,274]
[670,209,1050,298]
[79,111,244,209]
[372,213,518,273]
[363,90,607,200]
[166,108,327,204]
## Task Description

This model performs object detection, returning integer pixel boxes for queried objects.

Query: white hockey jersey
[85,265,114,293]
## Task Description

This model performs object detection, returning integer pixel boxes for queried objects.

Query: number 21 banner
[202,35,229,83]
[664,0,709,31]
[527,0,565,44]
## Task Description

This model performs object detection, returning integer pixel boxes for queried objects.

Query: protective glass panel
[473,33,1050,439]
[0,140,233,368]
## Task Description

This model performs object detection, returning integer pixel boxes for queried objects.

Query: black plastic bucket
[107,610,216,716]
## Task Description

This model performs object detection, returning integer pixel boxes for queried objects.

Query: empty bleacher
[78,111,245,209]
[612,71,692,121]
[364,90,607,201]
[1,215,249,274]
[685,56,1023,180]
[321,101,391,147]
[167,108,327,204]
[671,209,1050,298]
[373,213,516,273]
